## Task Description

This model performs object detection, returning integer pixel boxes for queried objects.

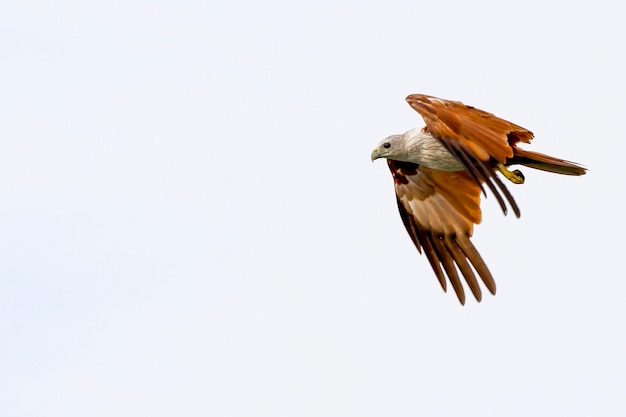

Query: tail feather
[510,148,587,176]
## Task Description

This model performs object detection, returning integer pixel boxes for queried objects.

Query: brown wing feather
[388,160,495,305]
[406,94,533,161]
[406,94,528,217]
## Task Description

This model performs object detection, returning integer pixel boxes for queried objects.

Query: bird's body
[371,94,586,304]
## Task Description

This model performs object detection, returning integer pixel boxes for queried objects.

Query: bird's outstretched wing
[406,94,533,217]
[388,159,495,304]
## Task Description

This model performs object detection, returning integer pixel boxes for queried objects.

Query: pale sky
[1,1,624,416]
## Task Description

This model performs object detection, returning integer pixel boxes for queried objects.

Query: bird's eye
[383,142,391,149]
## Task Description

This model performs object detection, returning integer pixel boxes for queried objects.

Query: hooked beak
[371,147,381,162]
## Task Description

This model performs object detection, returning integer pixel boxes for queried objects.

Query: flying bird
[371,94,586,304]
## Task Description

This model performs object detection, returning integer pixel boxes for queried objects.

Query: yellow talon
[497,163,525,184]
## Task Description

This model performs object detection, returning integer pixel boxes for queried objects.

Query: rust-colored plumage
[374,94,586,304]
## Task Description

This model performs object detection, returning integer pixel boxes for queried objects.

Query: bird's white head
[371,128,429,162]
[370,133,406,162]
[371,128,464,170]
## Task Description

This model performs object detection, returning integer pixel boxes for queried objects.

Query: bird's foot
[497,163,525,184]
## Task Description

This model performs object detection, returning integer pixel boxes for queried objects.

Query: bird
[371,94,586,304]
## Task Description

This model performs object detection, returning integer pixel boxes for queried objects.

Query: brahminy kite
[371,94,586,304]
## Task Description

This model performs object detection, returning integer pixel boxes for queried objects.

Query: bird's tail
[510,148,587,176]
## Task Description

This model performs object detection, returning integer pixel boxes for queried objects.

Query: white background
[2,1,624,416]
